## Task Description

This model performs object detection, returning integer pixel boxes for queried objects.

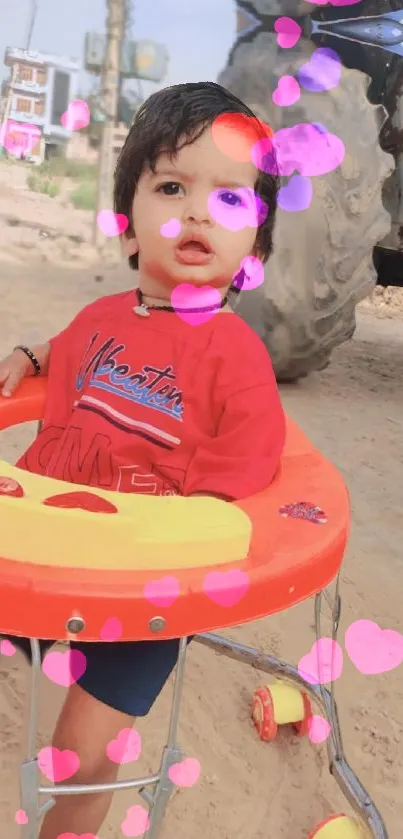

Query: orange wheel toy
[252,682,312,741]
[308,813,365,838]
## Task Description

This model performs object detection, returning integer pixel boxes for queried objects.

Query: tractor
[220,0,402,379]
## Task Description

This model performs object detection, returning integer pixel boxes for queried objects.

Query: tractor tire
[251,0,316,14]
[219,6,394,379]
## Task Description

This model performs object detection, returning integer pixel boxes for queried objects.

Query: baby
[0,81,285,838]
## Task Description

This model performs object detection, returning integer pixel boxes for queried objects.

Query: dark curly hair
[114,81,278,291]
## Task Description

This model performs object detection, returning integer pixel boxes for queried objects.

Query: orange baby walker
[0,379,388,839]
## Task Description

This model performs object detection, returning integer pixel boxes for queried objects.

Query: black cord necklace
[133,288,229,318]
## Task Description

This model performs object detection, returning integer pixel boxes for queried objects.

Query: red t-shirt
[17,290,285,500]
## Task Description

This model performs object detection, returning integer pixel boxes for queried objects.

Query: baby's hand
[0,350,34,397]
[0,343,50,397]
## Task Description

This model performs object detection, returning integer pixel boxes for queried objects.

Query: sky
[0,0,236,98]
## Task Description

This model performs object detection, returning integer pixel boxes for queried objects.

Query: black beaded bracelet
[13,344,41,376]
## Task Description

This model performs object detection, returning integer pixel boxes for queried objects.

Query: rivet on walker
[0,379,388,839]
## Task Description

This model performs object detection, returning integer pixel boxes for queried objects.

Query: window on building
[36,68,47,85]
[17,65,34,82]
[34,100,44,115]
[15,98,32,113]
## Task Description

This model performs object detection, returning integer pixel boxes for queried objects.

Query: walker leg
[143,636,188,839]
[19,759,40,839]
[195,587,388,839]
[19,639,55,839]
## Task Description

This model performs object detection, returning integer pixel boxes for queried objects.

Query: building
[0,47,80,163]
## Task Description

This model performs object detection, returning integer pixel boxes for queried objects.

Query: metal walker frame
[17,575,388,839]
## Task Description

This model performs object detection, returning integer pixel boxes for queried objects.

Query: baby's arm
[184,324,286,502]
[182,318,286,502]
[1,297,112,399]
[184,381,285,502]
[0,342,51,397]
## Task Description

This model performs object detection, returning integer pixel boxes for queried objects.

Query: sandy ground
[0,160,402,839]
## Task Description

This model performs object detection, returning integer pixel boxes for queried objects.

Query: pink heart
[97,210,129,238]
[42,649,87,687]
[168,757,201,788]
[100,617,123,641]
[14,809,28,826]
[203,570,249,607]
[160,218,181,238]
[106,727,142,764]
[37,746,80,782]
[344,620,403,675]
[298,638,343,684]
[56,834,99,839]
[308,0,362,5]
[57,834,99,839]
[274,17,302,49]
[232,255,264,292]
[307,714,331,744]
[143,575,180,607]
[171,284,222,326]
[0,639,16,656]
[60,99,90,131]
[2,120,41,156]
[208,187,268,231]
[121,805,150,837]
[272,76,301,108]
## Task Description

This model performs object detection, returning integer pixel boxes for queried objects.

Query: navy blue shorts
[2,635,193,717]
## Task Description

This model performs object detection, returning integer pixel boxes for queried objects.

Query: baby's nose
[182,196,213,225]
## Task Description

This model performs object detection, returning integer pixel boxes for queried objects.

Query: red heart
[43,492,117,514]
[0,477,24,497]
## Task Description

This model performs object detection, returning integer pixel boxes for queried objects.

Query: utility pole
[93,0,126,249]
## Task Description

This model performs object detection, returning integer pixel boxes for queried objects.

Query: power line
[26,0,38,50]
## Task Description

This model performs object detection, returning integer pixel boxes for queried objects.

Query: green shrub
[27,172,60,197]
[45,180,60,198]
[26,155,97,206]
[38,158,97,181]
[70,178,97,210]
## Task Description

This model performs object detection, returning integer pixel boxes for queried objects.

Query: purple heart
[298,48,342,93]
[257,123,345,178]
[278,175,313,213]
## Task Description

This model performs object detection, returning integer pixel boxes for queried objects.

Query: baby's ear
[121,229,139,257]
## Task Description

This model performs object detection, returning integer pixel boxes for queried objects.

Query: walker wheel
[252,683,312,741]
[251,686,278,741]
[308,813,363,838]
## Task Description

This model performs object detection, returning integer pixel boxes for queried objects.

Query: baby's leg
[1,633,120,833]
[38,682,133,839]
[38,637,186,838]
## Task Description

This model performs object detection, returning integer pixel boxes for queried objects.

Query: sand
[0,159,402,838]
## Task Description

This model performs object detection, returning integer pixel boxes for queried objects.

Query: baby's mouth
[178,240,211,253]
[175,238,214,265]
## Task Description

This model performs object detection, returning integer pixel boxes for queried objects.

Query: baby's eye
[218,190,243,207]
[157,182,184,196]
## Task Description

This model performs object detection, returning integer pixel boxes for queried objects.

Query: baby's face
[124,125,264,292]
